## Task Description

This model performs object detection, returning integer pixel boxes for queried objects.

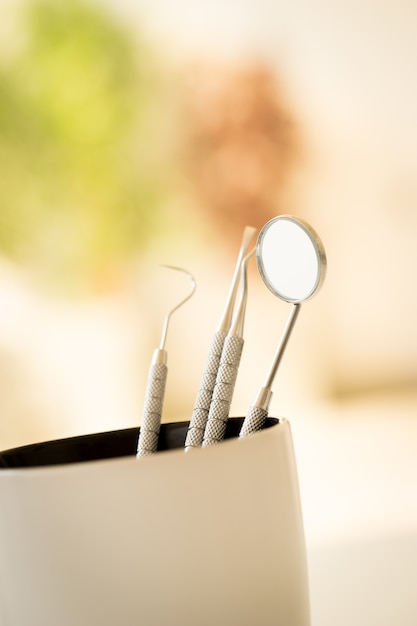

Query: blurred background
[0,0,416,624]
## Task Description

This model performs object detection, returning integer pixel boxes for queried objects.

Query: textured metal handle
[202,334,244,447]
[239,405,268,438]
[185,330,226,450]
[137,361,168,457]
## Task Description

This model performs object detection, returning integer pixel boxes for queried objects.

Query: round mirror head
[256,215,326,303]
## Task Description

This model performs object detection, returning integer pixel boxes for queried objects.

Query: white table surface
[291,394,417,626]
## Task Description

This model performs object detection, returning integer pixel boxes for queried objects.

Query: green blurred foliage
[0,0,171,291]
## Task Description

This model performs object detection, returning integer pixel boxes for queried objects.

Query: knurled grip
[239,405,268,438]
[185,330,226,450]
[137,362,168,457]
[202,334,244,447]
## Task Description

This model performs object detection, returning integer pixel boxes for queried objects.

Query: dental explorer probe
[137,266,196,457]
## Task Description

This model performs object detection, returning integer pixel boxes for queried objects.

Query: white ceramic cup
[0,418,310,626]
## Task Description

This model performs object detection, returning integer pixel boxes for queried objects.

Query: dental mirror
[239,215,327,438]
[256,215,326,303]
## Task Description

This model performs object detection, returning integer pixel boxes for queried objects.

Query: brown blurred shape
[181,62,298,243]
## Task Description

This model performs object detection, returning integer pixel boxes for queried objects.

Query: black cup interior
[0,417,279,468]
